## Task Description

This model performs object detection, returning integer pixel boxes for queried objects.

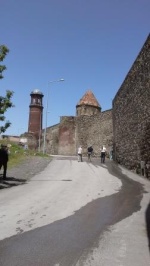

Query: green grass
[0,141,49,169]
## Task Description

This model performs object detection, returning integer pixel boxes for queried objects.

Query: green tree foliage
[0,45,14,133]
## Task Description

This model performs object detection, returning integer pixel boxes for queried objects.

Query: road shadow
[0,175,26,189]
[0,158,146,266]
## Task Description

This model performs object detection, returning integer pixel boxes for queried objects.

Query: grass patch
[0,141,49,169]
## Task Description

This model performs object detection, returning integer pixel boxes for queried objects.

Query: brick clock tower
[28,89,44,138]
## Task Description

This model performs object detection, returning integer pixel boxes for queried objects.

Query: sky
[1,0,150,136]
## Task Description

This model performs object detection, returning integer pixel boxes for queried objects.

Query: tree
[0,45,14,133]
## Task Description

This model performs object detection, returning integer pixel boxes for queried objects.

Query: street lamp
[43,78,65,154]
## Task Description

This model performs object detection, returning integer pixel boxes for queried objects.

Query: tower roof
[76,90,101,108]
[31,89,43,95]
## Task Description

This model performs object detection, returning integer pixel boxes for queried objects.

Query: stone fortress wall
[113,34,150,175]
[75,110,113,156]
[43,124,60,155]
[43,109,113,156]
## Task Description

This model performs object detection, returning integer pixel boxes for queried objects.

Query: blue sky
[1,0,150,136]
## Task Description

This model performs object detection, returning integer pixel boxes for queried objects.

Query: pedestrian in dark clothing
[87,146,93,162]
[0,144,9,179]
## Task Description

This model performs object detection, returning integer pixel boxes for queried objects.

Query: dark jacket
[88,146,93,153]
[0,147,9,163]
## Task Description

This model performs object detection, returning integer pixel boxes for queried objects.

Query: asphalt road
[0,157,150,266]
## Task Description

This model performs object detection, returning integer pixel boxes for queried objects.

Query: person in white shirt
[100,145,106,163]
[78,146,83,162]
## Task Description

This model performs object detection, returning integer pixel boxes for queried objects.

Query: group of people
[0,144,9,179]
[77,145,108,163]
[77,145,94,162]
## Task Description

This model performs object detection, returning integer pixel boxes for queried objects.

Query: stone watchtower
[28,89,43,138]
[76,90,101,116]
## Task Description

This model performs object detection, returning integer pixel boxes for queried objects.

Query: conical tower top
[76,90,101,116]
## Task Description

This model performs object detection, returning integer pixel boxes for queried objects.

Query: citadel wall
[43,124,59,154]
[75,110,113,156]
[42,109,113,156]
[58,116,76,155]
[113,34,150,175]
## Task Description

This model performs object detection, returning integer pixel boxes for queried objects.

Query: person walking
[77,146,83,162]
[87,146,93,162]
[0,144,9,179]
[100,145,106,163]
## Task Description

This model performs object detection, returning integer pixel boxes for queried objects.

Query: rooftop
[31,89,43,95]
[77,90,101,108]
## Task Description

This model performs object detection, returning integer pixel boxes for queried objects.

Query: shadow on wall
[145,202,150,252]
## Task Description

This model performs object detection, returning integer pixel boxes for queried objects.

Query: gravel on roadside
[7,156,52,181]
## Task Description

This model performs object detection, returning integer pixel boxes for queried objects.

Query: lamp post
[43,78,64,154]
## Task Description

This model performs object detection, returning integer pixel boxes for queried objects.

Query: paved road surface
[0,157,150,265]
